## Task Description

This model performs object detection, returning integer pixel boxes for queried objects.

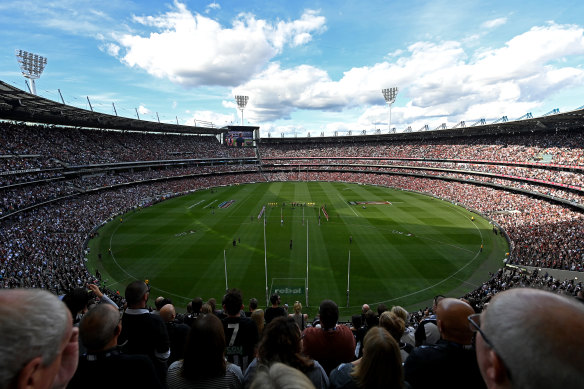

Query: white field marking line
[108,219,201,303]
[109,223,141,282]
[204,199,218,208]
[188,199,206,209]
[338,194,359,217]
[349,202,486,308]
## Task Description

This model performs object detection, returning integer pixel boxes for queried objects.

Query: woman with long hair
[329,327,404,389]
[379,311,414,363]
[167,314,243,388]
[289,301,309,331]
[251,308,265,338]
[243,316,328,389]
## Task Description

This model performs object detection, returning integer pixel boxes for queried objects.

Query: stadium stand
[2,81,584,389]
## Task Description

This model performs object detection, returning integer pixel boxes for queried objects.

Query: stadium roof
[0,80,221,135]
[1,79,583,140]
[262,107,584,143]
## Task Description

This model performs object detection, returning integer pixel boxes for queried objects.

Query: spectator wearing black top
[404,298,485,389]
[245,297,259,317]
[222,288,258,371]
[160,304,190,366]
[264,293,287,324]
[69,303,163,389]
[118,280,170,382]
[184,297,203,327]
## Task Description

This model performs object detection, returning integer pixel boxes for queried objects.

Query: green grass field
[87,181,508,318]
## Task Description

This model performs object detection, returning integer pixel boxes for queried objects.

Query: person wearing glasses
[404,298,485,389]
[471,288,584,389]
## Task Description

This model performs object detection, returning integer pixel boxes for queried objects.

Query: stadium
[1,3,584,388]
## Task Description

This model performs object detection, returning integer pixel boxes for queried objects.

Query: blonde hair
[251,308,265,337]
[250,362,316,389]
[294,301,302,314]
[391,306,409,323]
[379,311,405,342]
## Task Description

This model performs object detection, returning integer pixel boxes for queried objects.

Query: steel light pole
[15,50,47,95]
[235,95,249,125]
[382,87,399,133]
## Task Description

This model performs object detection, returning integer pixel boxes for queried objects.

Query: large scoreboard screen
[224,130,254,147]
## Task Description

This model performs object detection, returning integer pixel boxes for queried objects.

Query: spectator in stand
[160,304,190,366]
[251,309,265,339]
[391,305,416,347]
[289,300,309,331]
[414,295,444,346]
[69,303,163,389]
[246,297,259,317]
[201,303,213,314]
[0,288,79,389]
[209,297,227,320]
[376,303,388,317]
[222,288,259,371]
[167,313,243,389]
[153,296,172,316]
[329,327,404,389]
[244,316,329,389]
[404,298,485,389]
[62,288,92,325]
[264,293,286,324]
[302,299,356,375]
[249,362,316,389]
[379,311,413,363]
[355,309,377,358]
[473,288,584,389]
[184,297,203,327]
[118,280,170,382]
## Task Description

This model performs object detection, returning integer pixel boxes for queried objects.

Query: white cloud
[206,2,220,13]
[99,43,120,57]
[108,2,326,87]
[138,105,150,115]
[481,17,507,30]
[239,23,584,131]
[185,110,234,126]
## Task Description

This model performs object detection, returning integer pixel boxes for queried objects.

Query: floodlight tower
[235,95,249,125]
[15,50,47,95]
[382,87,399,133]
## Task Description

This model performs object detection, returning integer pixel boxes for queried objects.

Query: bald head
[160,304,176,323]
[80,303,120,352]
[436,298,474,345]
[478,288,584,389]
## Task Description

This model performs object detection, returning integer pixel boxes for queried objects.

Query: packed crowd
[0,173,265,294]
[262,162,584,204]
[2,283,583,389]
[260,131,584,165]
[0,122,254,168]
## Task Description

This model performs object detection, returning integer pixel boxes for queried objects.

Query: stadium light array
[235,95,249,125]
[15,50,47,95]
[382,87,399,133]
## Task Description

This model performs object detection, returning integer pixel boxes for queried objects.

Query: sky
[1,0,583,137]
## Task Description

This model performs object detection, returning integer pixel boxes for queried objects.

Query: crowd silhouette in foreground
[1,283,584,389]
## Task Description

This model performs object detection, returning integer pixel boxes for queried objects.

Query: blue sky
[1,0,583,137]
